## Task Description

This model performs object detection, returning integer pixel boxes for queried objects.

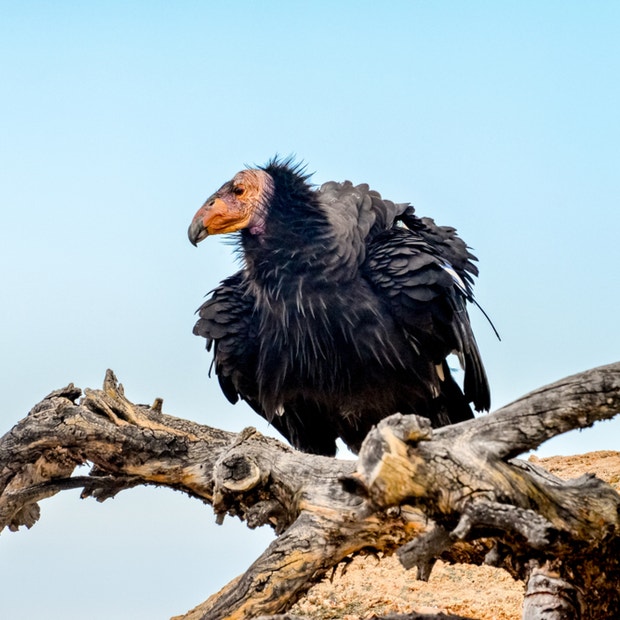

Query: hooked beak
[187,195,221,246]
[188,193,252,246]
[188,208,209,246]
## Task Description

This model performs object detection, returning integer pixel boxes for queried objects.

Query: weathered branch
[352,362,620,619]
[1,363,619,620]
[0,370,425,619]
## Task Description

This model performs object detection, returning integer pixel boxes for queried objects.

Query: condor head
[188,168,274,246]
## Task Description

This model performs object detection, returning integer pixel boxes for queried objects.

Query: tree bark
[1,363,619,620]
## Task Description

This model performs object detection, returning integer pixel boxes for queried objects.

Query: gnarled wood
[352,363,620,619]
[1,363,619,619]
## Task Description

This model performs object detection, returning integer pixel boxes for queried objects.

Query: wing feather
[193,271,258,406]
[363,221,490,412]
[314,180,490,411]
[193,271,341,454]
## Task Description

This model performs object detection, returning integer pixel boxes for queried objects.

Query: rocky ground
[289,451,620,620]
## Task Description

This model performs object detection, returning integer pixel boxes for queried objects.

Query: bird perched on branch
[188,158,492,456]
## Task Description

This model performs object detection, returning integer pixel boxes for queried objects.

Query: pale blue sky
[1,3,619,618]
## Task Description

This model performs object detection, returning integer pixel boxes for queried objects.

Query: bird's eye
[233,186,245,196]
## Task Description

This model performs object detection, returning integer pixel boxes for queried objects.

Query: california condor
[188,158,492,456]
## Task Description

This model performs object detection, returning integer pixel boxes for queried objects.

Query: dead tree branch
[1,363,619,620]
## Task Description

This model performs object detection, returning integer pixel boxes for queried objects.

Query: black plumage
[188,158,491,456]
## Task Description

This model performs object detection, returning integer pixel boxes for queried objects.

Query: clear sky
[1,2,619,618]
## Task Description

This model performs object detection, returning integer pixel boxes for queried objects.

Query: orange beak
[188,195,250,246]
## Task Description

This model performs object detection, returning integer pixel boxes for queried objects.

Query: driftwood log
[1,362,619,620]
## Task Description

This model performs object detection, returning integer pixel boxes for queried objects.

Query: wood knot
[215,453,262,492]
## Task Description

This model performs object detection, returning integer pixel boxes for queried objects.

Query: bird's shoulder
[314,180,408,276]
[316,180,404,241]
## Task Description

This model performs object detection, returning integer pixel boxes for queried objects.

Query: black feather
[192,159,493,455]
